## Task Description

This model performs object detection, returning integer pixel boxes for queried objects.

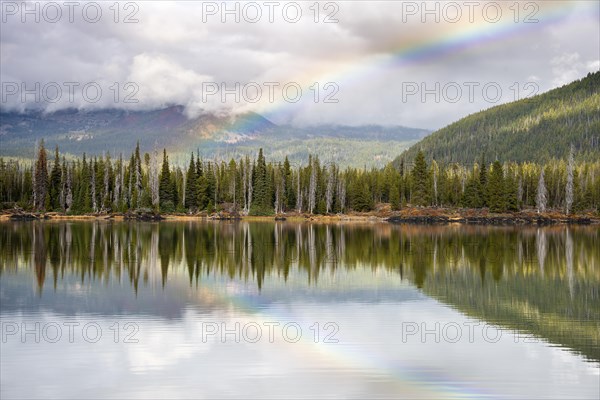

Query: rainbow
[211,1,593,128]
[188,267,498,399]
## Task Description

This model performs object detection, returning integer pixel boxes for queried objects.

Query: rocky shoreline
[2,208,599,225]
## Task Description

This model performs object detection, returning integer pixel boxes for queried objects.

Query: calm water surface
[1,221,599,399]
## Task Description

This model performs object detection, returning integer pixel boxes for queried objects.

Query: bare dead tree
[325,165,335,214]
[536,168,547,213]
[565,144,575,215]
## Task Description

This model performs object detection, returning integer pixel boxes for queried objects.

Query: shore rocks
[387,216,450,224]
[9,212,41,221]
[208,212,242,220]
[123,212,164,221]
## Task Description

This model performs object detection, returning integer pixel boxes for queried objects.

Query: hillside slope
[395,71,600,165]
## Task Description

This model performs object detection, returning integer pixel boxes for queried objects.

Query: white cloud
[1,0,598,129]
[551,52,599,87]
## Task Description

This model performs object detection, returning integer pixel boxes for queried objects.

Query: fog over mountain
[0,106,429,167]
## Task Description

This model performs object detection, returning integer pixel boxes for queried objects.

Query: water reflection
[1,221,599,364]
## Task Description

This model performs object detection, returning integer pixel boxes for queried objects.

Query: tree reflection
[1,221,598,360]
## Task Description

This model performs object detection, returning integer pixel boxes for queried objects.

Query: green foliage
[159,149,173,209]
[396,72,600,165]
[2,144,600,215]
[411,150,430,206]
[48,146,62,211]
[488,161,506,212]
[349,176,372,212]
[250,149,273,216]
[185,154,198,210]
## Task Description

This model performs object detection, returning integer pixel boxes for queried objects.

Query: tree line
[1,140,599,215]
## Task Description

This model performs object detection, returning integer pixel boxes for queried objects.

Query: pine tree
[390,180,400,210]
[172,168,181,211]
[411,150,430,206]
[505,168,519,211]
[250,149,273,215]
[78,154,92,213]
[228,159,239,212]
[49,146,62,210]
[102,153,112,212]
[479,155,488,207]
[488,161,506,212]
[33,140,49,211]
[65,161,73,212]
[283,156,295,211]
[206,162,216,212]
[113,154,123,211]
[159,149,173,211]
[351,176,372,211]
[91,158,97,212]
[197,172,209,210]
[59,157,66,209]
[133,142,143,209]
[462,175,482,208]
[185,153,198,210]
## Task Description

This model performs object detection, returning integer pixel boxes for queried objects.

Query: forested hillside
[396,72,600,165]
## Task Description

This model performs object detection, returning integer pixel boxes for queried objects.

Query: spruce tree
[197,174,209,210]
[479,155,488,207]
[159,149,173,211]
[505,170,519,211]
[250,149,273,215]
[206,162,216,212]
[185,153,198,210]
[34,140,49,210]
[488,161,506,212]
[462,175,482,208]
[351,177,372,211]
[49,146,62,210]
[411,150,430,206]
[80,154,92,212]
[283,156,295,211]
[390,181,400,210]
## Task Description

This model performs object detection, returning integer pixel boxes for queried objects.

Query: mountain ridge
[0,106,428,167]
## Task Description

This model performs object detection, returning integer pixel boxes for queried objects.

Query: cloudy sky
[1,0,598,129]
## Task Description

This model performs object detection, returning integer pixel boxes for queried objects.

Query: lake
[1,221,598,399]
